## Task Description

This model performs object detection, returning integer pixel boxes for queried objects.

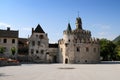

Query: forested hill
[113,35,120,43]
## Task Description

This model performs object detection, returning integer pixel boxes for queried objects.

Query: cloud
[0,22,11,28]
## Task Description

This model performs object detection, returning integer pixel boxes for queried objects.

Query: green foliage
[100,39,117,61]
[115,40,120,60]
[0,46,5,54]
[11,47,16,55]
[113,35,120,43]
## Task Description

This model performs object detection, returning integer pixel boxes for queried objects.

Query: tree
[0,46,5,58]
[11,47,16,55]
[115,40,120,60]
[0,46,4,54]
[100,39,116,61]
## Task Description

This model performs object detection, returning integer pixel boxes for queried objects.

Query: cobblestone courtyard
[0,63,120,80]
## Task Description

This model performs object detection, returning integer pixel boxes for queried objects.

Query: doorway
[65,58,68,64]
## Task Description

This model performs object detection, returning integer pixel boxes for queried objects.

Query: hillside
[113,35,120,43]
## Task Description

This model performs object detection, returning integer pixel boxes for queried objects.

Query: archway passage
[65,58,68,64]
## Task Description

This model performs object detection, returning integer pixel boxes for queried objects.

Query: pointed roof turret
[67,23,72,31]
[34,24,45,33]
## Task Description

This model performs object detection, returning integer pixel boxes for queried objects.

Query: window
[32,41,35,46]
[68,39,70,42]
[41,50,44,54]
[36,35,38,37]
[36,50,39,53]
[31,49,34,54]
[46,52,49,54]
[85,60,87,63]
[86,47,89,52]
[77,47,80,52]
[94,48,96,52]
[39,35,44,39]
[38,41,40,46]
[12,39,15,43]
[65,43,68,47]
[3,39,7,43]
[75,39,77,43]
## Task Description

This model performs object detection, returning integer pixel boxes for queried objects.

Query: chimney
[7,27,10,31]
[32,28,34,34]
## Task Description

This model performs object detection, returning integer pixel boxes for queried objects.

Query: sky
[0,0,120,43]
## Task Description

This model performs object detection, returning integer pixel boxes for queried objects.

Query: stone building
[0,27,18,58]
[48,44,58,63]
[58,17,100,64]
[0,16,100,64]
[18,38,29,62]
[28,24,59,63]
[28,24,49,63]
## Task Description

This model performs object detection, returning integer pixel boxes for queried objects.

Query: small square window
[85,60,87,63]
[32,41,35,46]
[31,49,34,54]
[36,35,38,37]
[12,39,15,43]
[65,43,68,47]
[68,39,70,42]
[39,35,44,39]
[41,50,44,54]
[86,47,89,52]
[77,47,80,52]
[3,39,7,43]
[36,50,39,53]
[38,41,40,46]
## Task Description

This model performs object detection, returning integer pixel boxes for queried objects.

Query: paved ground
[0,63,120,80]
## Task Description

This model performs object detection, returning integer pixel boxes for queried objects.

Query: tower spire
[67,23,72,31]
[76,16,82,29]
